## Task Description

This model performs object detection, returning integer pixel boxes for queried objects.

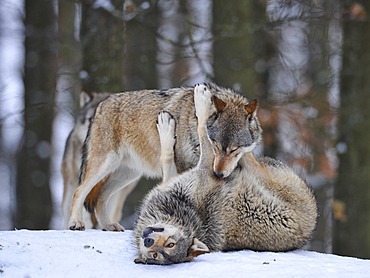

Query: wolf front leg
[156,111,178,183]
[194,84,215,170]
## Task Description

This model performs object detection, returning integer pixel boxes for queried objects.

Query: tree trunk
[80,0,125,92]
[123,3,158,90]
[14,0,57,229]
[58,0,82,115]
[212,1,277,154]
[333,1,370,259]
[212,1,268,96]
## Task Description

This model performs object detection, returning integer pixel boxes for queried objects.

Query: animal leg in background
[93,179,139,231]
[108,181,138,224]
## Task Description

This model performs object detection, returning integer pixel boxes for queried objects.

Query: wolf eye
[166,242,175,248]
[209,113,219,123]
[229,147,238,154]
[152,253,158,259]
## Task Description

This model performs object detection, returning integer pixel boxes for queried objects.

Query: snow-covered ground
[0,230,369,277]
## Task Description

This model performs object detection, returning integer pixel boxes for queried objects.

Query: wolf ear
[245,99,258,115]
[213,96,227,112]
[80,90,93,108]
[188,238,210,258]
[134,257,146,264]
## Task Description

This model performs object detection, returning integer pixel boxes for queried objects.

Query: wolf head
[207,93,262,179]
[134,224,209,265]
[75,91,109,141]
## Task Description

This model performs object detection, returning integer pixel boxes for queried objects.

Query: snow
[0,230,369,277]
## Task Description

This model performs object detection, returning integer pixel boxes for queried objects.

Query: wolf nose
[214,171,224,179]
[144,238,155,248]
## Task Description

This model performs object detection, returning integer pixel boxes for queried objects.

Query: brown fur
[84,175,110,213]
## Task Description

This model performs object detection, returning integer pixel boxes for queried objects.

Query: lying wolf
[69,83,262,231]
[134,84,317,265]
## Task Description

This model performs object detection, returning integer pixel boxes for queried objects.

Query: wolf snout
[142,227,164,238]
[214,171,224,179]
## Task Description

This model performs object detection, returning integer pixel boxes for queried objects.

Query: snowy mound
[0,230,369,277]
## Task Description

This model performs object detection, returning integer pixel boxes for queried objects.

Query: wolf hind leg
[69,152,120,231]
[157,111,178,183]
[108,181,138,224]
[95,168,141,231]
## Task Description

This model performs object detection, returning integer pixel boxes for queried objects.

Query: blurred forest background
[0,0,369,259]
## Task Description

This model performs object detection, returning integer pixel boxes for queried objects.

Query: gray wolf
[69,83,256,231]
[62,91,135,228]
[133,84,317,265]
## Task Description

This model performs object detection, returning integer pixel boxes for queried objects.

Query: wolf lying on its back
[69,83,258,231]
[134,84,317,265]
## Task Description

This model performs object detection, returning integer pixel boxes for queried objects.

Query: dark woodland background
[1,0,370,259]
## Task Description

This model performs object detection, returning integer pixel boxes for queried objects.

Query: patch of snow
[0,230,369,277]
[92,0,115,12]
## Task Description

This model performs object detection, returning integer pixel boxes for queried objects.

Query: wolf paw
[157,111,176,151]
[102,222,125,232]
[194,84,212,124]
[69,220,85,231]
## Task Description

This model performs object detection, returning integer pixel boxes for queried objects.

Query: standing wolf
[69,83,249,231]
[134,84,317,265]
